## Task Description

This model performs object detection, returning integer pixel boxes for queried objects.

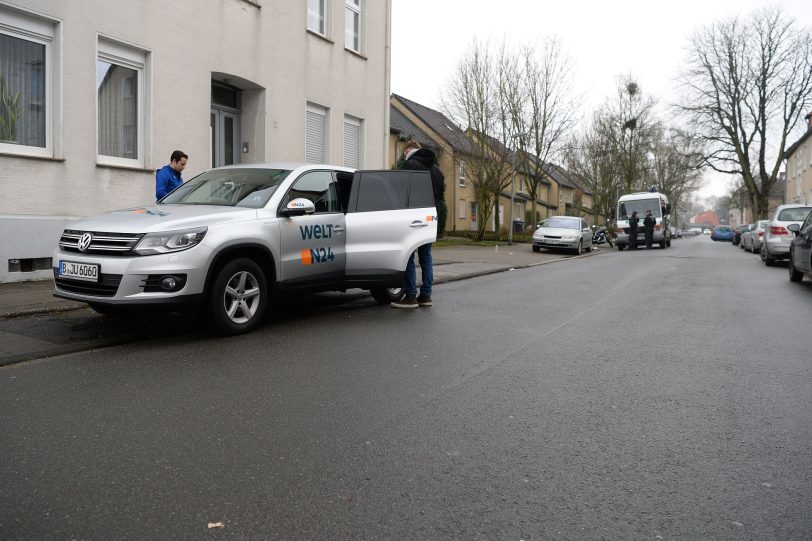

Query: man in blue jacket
[155,150,188,201]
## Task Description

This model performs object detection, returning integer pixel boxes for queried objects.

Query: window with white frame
[343,114,362,168]
[458,199,466,219]
[345,0,362,52]
[97,37,149,167]
[0,6,57,157]
[305,102,328,163]
[459,161,466,186]
[307,0,327,36]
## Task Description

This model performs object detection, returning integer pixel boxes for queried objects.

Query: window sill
[96,163,155,173]
[345,48,367,60]
[307,29,334,44]
[0,151,65,163]
[240,0,261,8]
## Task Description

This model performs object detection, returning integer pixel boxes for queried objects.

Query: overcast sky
[390,0,812,198]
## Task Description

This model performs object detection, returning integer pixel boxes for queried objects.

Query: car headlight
[134,227,207,255]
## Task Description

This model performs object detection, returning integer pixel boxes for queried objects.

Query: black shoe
[391,296,418,309]
[417,294,432,306]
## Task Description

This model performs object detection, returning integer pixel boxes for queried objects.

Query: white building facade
[0,0,392,282]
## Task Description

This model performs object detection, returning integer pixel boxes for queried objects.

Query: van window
[618,198,661,219]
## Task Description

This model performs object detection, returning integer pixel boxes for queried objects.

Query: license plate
[59,260,99,282]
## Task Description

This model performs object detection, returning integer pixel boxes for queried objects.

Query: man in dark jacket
[629,211,639,250]
[155,150,188,201]
[643,209,656,249]
[391,140,445,308]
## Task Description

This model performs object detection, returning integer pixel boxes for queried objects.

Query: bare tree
[650,127,704,227]
[443,39,514,240]
[511,38,579,227]
[566,77,658,223]
[677,7,812,218]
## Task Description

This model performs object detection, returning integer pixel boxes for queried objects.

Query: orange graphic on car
[300,249,312,265]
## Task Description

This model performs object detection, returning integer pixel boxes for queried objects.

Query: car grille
[53,269,123,297]
[59,229,144,256]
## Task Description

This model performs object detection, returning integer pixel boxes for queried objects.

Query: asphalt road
[1,236,810,540]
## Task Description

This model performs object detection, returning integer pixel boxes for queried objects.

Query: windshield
[161,168,292,208]
[618,198,662,220]
[541,217,580,229]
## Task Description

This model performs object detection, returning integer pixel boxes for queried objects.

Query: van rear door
[344,170,437,287]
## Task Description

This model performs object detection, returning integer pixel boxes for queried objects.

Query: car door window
[355,171,409,211]
[281,171,338,213]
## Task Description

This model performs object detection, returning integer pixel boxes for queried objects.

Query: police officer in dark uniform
[629,210,639,250]
[643,209,656,248]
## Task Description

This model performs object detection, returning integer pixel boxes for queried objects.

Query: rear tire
[209,258,267,335]
[761,246,775,266]
[618,244,626,251]
[370,287,405,304]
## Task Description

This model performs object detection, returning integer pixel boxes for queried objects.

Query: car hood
[534,227,580,237]
[67,204,259,233]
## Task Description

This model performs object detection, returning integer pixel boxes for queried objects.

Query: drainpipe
[383,0,392,166]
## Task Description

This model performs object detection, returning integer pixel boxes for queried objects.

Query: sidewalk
[0,242,608,319]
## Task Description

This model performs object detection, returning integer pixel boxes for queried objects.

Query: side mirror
[787,223,801,235]
[279,198,316,217]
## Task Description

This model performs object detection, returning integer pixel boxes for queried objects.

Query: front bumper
[533,238,579,250]
[52,244,213,305]
[616,231,664,245]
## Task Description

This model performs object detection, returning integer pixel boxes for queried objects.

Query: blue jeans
[405,243,433,298]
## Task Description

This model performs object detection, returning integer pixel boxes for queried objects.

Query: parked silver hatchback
[761,204,812,265]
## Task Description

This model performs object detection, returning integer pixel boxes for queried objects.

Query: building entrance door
[211,82,241,168]
[211,108,241,168]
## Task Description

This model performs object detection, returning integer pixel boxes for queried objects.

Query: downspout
[383,0,392,166]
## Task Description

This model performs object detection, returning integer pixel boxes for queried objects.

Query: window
[0,6,57,157]
[459,199,466,219]
[305,103,328,163]
[343,115,362,168]
[356,171,409,211]
[345,0,362,52]
[97,37,150,167]
[282,171,339,213]
[307,0,327,36]
[459,161,466,186]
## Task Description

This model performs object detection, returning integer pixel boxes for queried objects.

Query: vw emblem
[78,233,93,252]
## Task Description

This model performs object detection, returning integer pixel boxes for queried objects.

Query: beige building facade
[0,0,392,282]
[785,113,812,206]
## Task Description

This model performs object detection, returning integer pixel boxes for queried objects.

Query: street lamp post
[508,132,529,246]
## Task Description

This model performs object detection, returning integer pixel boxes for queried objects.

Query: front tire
[574,240,583,254]
[209,258,267,335]
[370,287,405,304]
[788,252,803,282]
[532,245,541,253]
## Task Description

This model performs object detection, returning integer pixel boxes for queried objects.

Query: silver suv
[53,163,437,334]
[761,204,812,266]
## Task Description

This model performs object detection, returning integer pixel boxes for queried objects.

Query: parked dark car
[711,225,734,242]
[733,224,751,246]
[787,211,812,283]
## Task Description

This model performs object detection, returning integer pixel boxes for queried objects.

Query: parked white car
[53,163,437,334]
[532,216,593,254]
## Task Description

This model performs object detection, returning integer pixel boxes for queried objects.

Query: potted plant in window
[0,74,21,144]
